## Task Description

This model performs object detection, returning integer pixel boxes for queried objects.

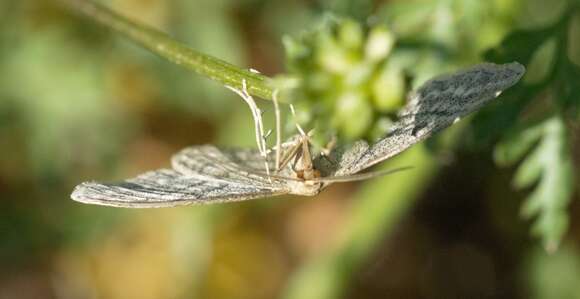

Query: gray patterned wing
[336,62,526,175]
[171,143,302,180]
[71,146,290,208]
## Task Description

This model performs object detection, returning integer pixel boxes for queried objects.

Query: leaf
[469,86,531,147]
[494,121,544,167]
[484,26,554,66]
[471,23,562,146]
[513,146,544,189]
[512,116,574,252]
[522,37,557,85]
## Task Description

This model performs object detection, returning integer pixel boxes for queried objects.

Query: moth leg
[320,135,339,165]
[320,155,338,166]
[272,89,282,171]
[226,79,271,177]
[289,104,306,136]
[291,139,305,172]
[321,135,337,156]
[277,138,302,173]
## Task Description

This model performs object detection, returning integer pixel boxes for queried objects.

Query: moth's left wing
[335,62,525,176]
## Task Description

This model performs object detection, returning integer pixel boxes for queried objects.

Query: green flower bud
[307,71,335,92]
[317,47,355,74]
[283,17,407,143]
[339,19,364,50]
[316,30,357,74]
[365,25,395,62]
[345,62,374,87]
[372,64,405,112]
[334,90,373,139]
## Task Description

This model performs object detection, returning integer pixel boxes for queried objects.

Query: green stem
[63,0,275,100]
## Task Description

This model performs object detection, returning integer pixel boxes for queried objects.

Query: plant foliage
[481,1,580,251]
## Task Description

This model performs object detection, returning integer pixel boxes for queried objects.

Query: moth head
[295,168,321,181]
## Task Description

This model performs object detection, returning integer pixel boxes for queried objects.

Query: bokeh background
[1,0,580,298]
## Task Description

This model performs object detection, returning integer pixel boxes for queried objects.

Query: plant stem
[63,0,275,101]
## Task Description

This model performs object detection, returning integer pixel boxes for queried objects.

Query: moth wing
[172,144,296,180]
[71,168,289,208]
[335,62,525,175]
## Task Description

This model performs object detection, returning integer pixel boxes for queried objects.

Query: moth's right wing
[72,145,294,208]
[71,168,289,208]
[71,169,288,208]
[334,62,525,176]
[171,144,299,181]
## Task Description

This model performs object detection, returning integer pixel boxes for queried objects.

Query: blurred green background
[1,0,580,298]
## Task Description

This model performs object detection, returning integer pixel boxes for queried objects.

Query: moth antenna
[237,166,304,182]
[241,166,412,184]
[312,166,413,183]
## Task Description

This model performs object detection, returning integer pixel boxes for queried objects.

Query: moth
[71,62,525,208]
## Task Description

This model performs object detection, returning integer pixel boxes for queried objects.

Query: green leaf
[469,86,531,147]
[494,121,544,167]
[513,146,544,189]
[470,25,554,146]
[523,37,558,85]
[514,116,574,252]
[484,26,554,66]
